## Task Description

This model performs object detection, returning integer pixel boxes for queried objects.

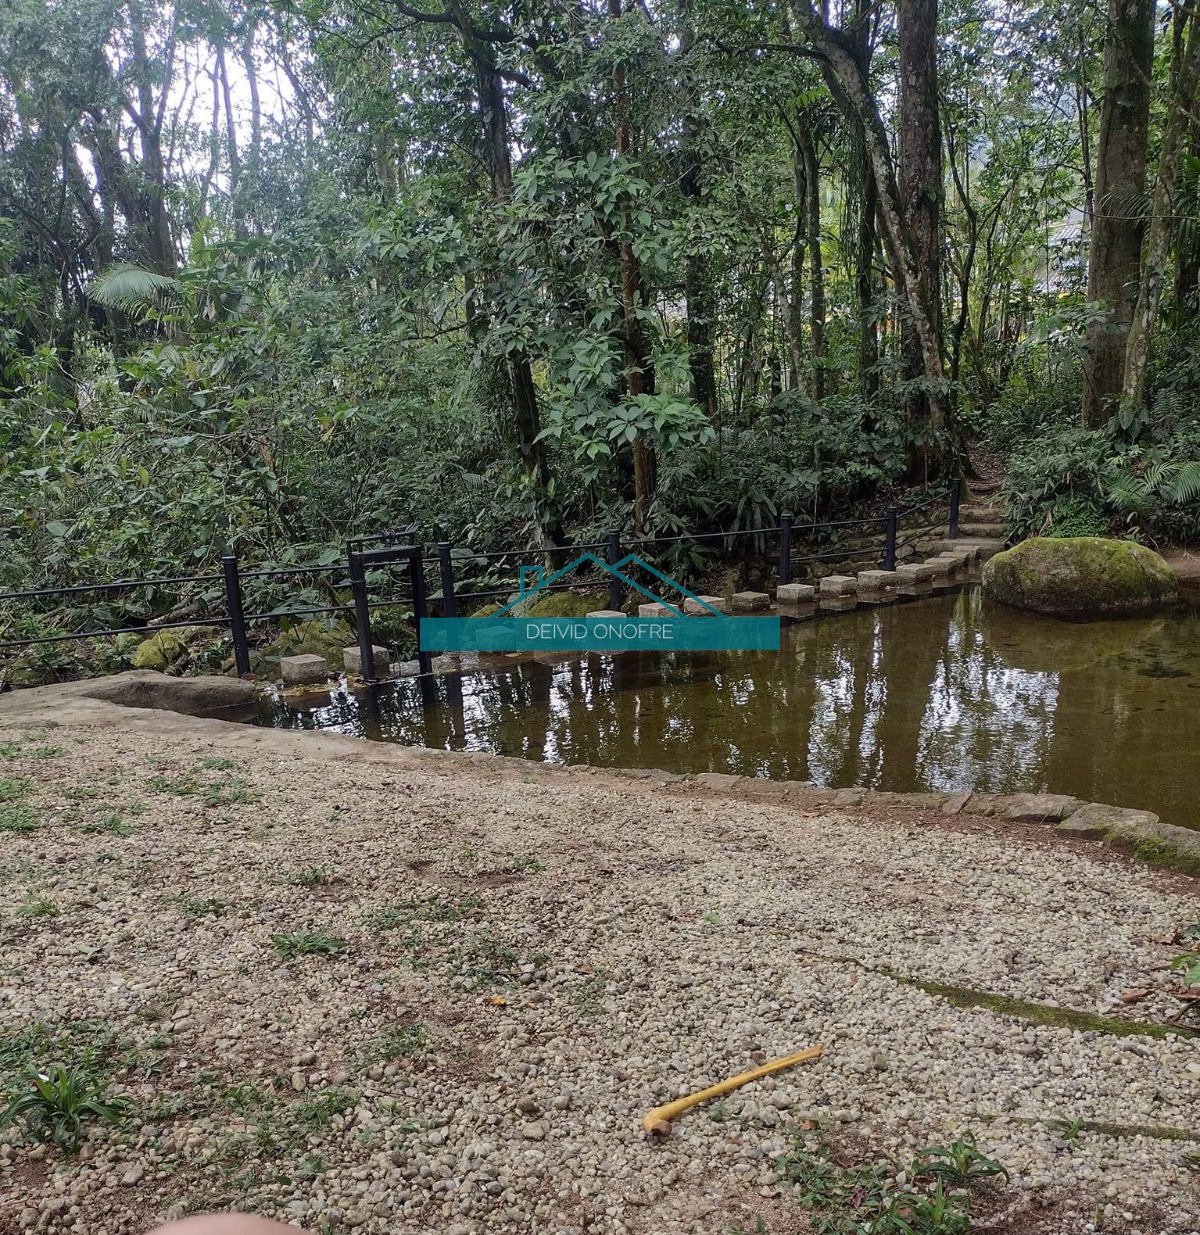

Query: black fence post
[408,543,433,677]
[607,529,623,611]
[948,478,962,540]
[779,514,793,586]
[437,541,458,618]
[221,551,251,677]
[882,507,898,571]
[348,548,378,684]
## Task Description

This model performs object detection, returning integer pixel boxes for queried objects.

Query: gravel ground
[1,711,1199,1235]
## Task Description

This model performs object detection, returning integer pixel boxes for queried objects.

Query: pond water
[258,584,1200,830]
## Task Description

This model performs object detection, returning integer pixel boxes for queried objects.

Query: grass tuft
[272,930,347,958]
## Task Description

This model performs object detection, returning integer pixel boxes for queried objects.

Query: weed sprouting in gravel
[201,781,259,808]
[288,865,334,888]
[505,854,545,874]
[776,1132,1004,1235]
[149,773,200,796]
[1049,1115,1085,1143]
[363,1022,430,1062]
[64,785,103,801]
[452,933,520,985]
[294,1087,354,1128]
[364,893,483,931]
[197,757,238,771]
[0,803,39,833]
[16,895,58,919]
[31,746,62,759]
[0,1062,129,1151]
[272,930,347,958]
[149,771,259,808]
[912,1133,1009,1188]
[0,777,31,801]
[79,812,133,837]
[168,895,228,918]
[571,970,609,1016]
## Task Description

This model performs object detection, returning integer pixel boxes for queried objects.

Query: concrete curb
[3,672,1197,878]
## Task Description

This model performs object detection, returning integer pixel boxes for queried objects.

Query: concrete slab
[683,595,729,615]
[819,575,858,597]
[343,645,390,677]
[280,654,330,687]
[776,583,816,604]
[731,591,771,612]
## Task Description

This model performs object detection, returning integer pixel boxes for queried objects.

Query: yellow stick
[641,1044,824,1136]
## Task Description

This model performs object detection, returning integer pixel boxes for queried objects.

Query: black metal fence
[0,481,961,684]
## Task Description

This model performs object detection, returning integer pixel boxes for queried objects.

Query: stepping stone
[895,563,935,584]
[924,558,958,578]
[586,609,626,619]
[819,575,858,597]
[343,645,390,677]
[857,570,899,591]
[776,583,816,604]
[931,538,1006,560]
[280,654,330,687]
[638,602,673,618]
[683,595,729,615]
[819,595,858,612]
[731,591,771,612]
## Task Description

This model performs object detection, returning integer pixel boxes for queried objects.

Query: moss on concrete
[982,536,1180,621]
[884,970,1199,1040]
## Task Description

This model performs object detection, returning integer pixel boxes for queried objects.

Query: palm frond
[1166,461,1200,504]
[87,264,183,312]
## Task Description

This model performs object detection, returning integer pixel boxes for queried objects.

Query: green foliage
[1171,925,1200,991]
[363,1022,430,1062]
[911,1134,1009,1188]
[16,895,58,919]
[0,1063,129,1152]
[0,803,40,833]
[776,1133,1005,1235]
[271,930,348,958]
[364,894,482,931]
[288,865,334,888]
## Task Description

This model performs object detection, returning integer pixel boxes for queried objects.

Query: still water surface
[259,586,1200,829]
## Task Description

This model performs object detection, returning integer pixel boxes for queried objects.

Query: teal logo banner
[420,552,780,653]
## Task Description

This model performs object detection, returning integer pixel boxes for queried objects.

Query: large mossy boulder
[982,536,1180,621]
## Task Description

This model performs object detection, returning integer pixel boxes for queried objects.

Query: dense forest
[3,0,1200,665]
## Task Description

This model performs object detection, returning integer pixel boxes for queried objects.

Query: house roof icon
[494,552,725,618]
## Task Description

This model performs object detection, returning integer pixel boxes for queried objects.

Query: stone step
[968,479,1003,495]
[931,537,1008,560]
[959,504,1005,519]
[957,521,1007,538]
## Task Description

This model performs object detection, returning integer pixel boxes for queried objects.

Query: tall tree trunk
[797,122,826,398]
[898,0,945,477]
[791,0,945,412]
[1175,113,1200,320]
[437,0,562,545]
[609,0,657,531]
[857,137,880,400]
[680,9,718,419]
[788,143,807,393]
[1082,0,1156,426]
[1122,5,1200,413]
